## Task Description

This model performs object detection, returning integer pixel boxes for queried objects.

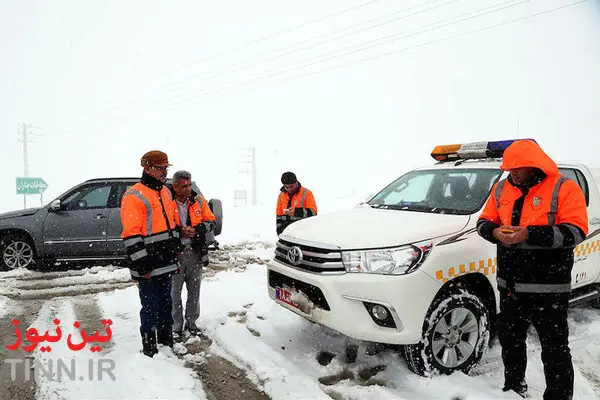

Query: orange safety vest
[121,182,180,279]
[174,194,216,230]
[276,187,317,217]
[276,186,317,234]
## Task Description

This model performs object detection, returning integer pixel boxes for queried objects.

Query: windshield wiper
[386,203,436,212]
[371,203,462,214]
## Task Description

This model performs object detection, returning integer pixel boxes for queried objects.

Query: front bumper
[266,258,442,344]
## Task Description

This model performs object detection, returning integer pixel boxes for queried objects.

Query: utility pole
[17,123,32,208]
[238,147,257,205]
[16,123,43,209]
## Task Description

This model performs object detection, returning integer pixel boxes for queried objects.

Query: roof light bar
[430,138,537,162]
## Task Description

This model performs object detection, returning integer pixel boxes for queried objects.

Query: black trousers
[498,289,573,400]
[138,274,173,334]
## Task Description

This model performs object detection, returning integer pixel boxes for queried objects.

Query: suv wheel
[0,234,36,271]
[401,289,490,376]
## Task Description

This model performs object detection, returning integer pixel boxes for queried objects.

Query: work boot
[157,326,174,348]
[173,330,183,343]
[186,327,202,337]
[141,330,158,357]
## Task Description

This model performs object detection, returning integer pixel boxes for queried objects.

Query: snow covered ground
[2,205,600,399]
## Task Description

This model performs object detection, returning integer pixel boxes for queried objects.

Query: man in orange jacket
[477,140,588,399]
[121,150,182,357]
[169,170,216,341]
[276,171,318,235]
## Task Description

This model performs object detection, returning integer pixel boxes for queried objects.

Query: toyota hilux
[266,139,600,376]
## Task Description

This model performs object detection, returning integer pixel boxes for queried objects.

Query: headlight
[341,241,433,275]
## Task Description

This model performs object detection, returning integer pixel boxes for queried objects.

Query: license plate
[275,287,300,310]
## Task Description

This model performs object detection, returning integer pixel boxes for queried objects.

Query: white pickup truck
[266,139,600,376]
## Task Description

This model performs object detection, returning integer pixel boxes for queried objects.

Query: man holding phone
[169,170,216,341]
[276,171,318,235]
[476,140,588,399]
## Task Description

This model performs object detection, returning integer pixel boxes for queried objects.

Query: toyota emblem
[286,246,303,266]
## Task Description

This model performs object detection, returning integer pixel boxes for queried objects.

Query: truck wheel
[401,290,490,376]
[0,234,36,271]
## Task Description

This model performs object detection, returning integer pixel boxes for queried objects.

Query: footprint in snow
[227,310,248,323]
[318,369,354,386]
[228,310,248,318]
[318,364,391,388]
[246,327,261,337]
[227,308,262,336]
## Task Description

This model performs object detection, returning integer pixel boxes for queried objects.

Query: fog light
[362,301,397,329]
[371,305,389,320]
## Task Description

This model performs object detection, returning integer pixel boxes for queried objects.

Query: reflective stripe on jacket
[173,192,216,265]
[121,181,180,279]
[276,185,317,234]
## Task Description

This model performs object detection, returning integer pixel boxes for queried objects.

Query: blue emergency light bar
[430,138,537,162]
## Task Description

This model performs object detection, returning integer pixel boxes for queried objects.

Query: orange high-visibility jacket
[276,185,317,235]
[477,140,588,294]
[172,191,216,265]
[121,181,180,279]
[174,193,216,232]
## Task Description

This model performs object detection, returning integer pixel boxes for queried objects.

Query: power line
[95,0,382,100]
[41,0,586,135]
[93,0,532,123]
[213,0,586,101]
[197,0,531,99]
[126,0,586,121]
[46,0,509,132]
[92,0,447,117]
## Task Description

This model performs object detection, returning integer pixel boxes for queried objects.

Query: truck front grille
[274,238,345,274]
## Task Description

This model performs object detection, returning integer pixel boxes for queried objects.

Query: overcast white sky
[1,0,600,212]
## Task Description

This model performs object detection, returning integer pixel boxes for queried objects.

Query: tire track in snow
[70,295,115,354]
[0,267,134,300]
[0,299,45,400]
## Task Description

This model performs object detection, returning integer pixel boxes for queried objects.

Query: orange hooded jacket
[477,140,588,294]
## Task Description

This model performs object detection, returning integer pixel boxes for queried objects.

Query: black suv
[0,177,223,271]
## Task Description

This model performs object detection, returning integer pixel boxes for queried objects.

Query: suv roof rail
[83,177,177,182]
[84,177,140,182]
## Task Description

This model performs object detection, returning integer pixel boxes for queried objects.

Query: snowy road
[1,242,600,399]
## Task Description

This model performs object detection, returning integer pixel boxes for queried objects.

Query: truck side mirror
[49,199,62,212]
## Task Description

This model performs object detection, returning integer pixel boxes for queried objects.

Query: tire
[401,289,490,376]
[208,199,223,236]
[0,234,37,271]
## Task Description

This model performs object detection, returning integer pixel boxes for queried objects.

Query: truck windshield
[368,168,503,215]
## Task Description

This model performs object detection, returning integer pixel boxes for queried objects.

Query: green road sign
[16,177,48,195]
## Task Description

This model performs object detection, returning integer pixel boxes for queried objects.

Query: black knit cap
[281,171,297,184]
